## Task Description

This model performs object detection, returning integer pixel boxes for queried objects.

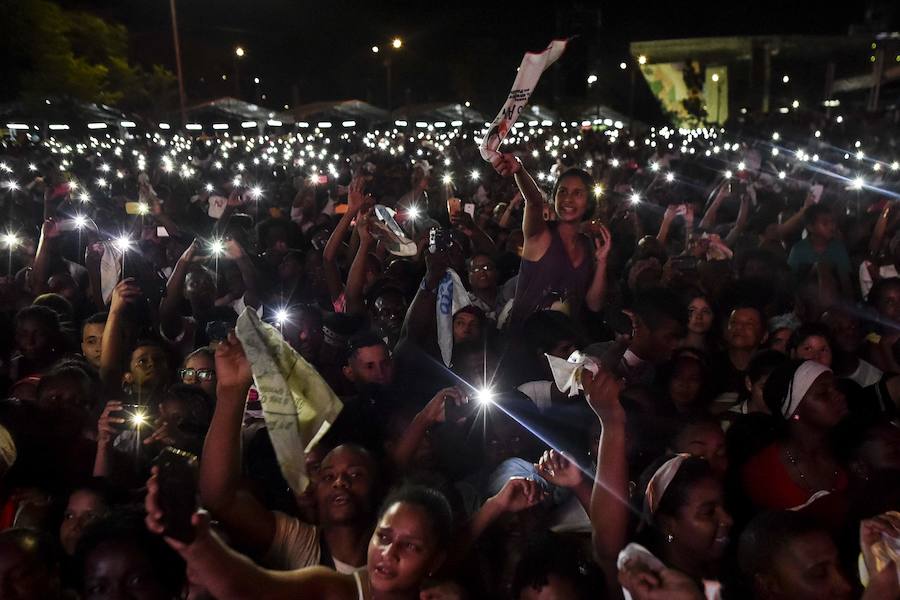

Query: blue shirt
[787,238,851,275]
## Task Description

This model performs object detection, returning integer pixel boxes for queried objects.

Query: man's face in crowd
[60,490,108,556]
[875,283,900,323]
[726,308,765,351]
[15,317,52,361]
[83,541,170,600]
[293,311,325,362]
[82,322,105,369]
[345,344,394,388]
[452,311,481,345]
[760,532,852,600]
[632,316,683,364]
[821,310,861,354]
[372,293,406,336]
[129,345,169,388]
[184,270,215,311]
[0,534,60,600]
[315,446,376,527]
[468,255,497,291]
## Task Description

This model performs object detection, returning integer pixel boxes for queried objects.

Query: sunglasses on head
[179,368,215,382]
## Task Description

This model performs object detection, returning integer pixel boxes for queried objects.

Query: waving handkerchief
[546,350,600,397]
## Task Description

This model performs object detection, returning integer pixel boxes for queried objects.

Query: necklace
[784,446,839,491]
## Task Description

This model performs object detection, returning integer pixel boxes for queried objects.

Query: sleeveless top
[510,225,593,327]
[352,570,369,600]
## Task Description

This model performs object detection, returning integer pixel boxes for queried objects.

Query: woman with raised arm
[492,154,610,327]
[146,481,454,600]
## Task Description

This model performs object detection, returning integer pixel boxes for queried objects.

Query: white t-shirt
[262,511,361,574]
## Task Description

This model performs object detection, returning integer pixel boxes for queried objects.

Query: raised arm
[225,238,261,309]
[159,240,198,340]
[724,192,751,248]
[344,210,376,315]
[498,191,523,230]
[583,368,628,563]
[147,479,345,600]
[199,333,277,556]
[323,177,367,304]
[28,219,60,296]
[398,248,448,352]
[99,279,141,395]
[493,154,549,256]
[698,183,730,231]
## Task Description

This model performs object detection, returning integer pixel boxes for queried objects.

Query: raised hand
[593,223,612,262]
[419,387,467,425]
[488,476,546,513]
[582,366,625,423]
[110,278,141,314]
[97,400,125,447]
[535,449,584,489]
[347,176,366,215]
[491,153,522,178]
[214,331,252,393]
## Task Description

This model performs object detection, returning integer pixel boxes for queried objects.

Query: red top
[741,442,849,529]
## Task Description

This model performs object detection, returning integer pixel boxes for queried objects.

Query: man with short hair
[80,312,108,370]
[710,305,767,407]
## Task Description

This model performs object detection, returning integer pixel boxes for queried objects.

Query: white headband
[645,454,690,515]
[781,360,831,419]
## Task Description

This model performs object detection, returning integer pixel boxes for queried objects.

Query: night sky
[55,0,883,116]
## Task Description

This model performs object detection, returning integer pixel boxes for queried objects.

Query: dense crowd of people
[0,103,899,599]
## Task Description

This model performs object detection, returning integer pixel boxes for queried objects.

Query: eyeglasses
[470,264,495,273]
[180,368,215,382]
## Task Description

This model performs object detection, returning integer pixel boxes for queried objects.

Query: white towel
[99,241,123,305]
[545,350,600,397]
[480,39,568,165]
[436,268,471,366]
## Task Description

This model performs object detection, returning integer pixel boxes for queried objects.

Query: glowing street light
[711,73,720,83]
[235,46,245,58]
[638,55,647,65]
[391,37,403,49]
[587,74,598,85]
[371,45,379,54]
[619,62,627,70]
[782,75,790,83]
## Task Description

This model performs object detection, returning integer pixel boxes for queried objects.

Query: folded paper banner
[546,350,600,397]
[479,39,569,165]
[235,308,343,494]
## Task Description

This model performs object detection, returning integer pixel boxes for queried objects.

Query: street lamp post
[169,0,187,126]
[377,38,403,110]
[234,46,245,99]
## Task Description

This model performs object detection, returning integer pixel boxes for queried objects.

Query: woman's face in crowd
[368,502,442,595]
[83,541,170,600]
[687,297,714,336]
[797,373,847,429]
[662,477,732,564]
[674,423,728,479]
[553,175,589,223]
[762,532,852,600]
[15,317,53,361]
[668,358,703,412]
[60,490,108,556]
[81,322,105,369]
[793,335,832,368]
[182,353,216,398]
